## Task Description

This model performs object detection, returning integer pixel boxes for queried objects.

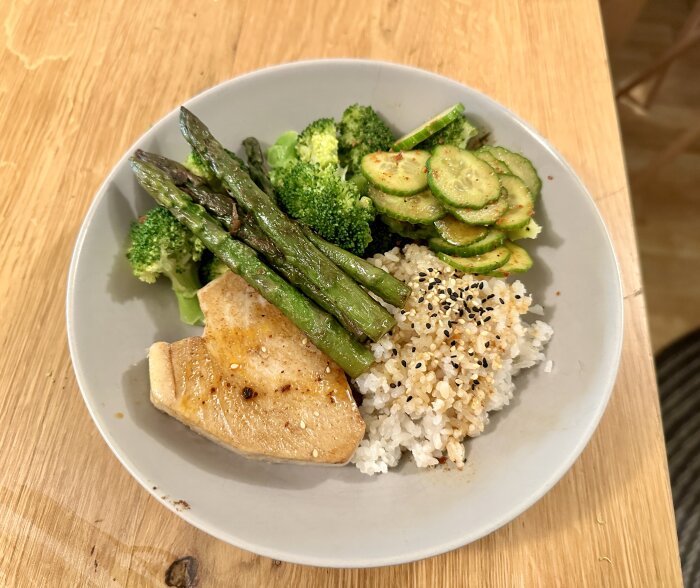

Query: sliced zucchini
[369,186,446,225]
[392,103,465,151]
[481,146,541,199]
[507,218,542,240]
[380,215,437,240]
[434,215,488,246]
[451,192,509,226]
[495,175,534,230]
[361,150,430,196]
[474,147,512,174]
[428,229,506,257]
[438,247,511,274]
[486,242,533,276]
[427,145,501,209]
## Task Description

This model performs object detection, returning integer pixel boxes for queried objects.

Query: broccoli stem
[301,227,411,308]
[130,158,374,378]
[163,261,205,325]
[179,107,396,342]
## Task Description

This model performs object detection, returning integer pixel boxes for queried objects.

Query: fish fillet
[148,272,366,465]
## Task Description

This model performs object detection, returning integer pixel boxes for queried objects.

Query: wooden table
[0,1,683,585]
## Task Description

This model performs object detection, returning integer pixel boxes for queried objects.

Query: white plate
[67,59,623,568]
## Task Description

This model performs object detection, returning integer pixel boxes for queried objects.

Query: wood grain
[0,0,682,586]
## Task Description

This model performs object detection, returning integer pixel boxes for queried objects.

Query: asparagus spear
[179,107,396,342]
[242,137,276,201]
[134,150,369,340]
[130,158,374,378]
[302,227,411,308]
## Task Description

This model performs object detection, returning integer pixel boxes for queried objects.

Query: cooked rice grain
[351,244,553,475]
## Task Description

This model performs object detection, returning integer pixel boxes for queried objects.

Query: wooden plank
[0,0,682,585]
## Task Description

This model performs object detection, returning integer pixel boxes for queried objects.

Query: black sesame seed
[412,346,416,352]
[427,303,433,310]
[443,329,450,337]
[450,340,457,347]
[471,283,479,290]
[452,362,459,369]
[484,316,492,323]
[418,278,425,283]
[390,383,396,388]
[411,323,415,329]
[407,395,413,401]
[479,282,485,290]
[458,309,464,317]
[392,349,398,356]
[485,342,490,348]
[434,278,442,284]
[438,289,445,295]
[496,335,501,339]
[499,298,505,304]
[486,307,494,312]
[447,287,453,294]
[415,362,422,369]
[400,310,406,315]
[468,313,475,319]
[418,296,425,303]
[467,294,474,300]
[476,321,481,326]
[515,294,521,299]
[401,360,407,367]
[428,268,433,272]
[428,283,434,290]
[486,294,495,300]
[419,272,427,277]
[397,381,402,386]
[483,359,489,368]
[468,350,474,355]
[426,323,432,329]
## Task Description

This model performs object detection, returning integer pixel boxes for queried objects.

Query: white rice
[351,244,553,475]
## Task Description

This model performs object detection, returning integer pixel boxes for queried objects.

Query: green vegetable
[200,254,230,284]
[418,115,481,151]
[302,226,410,308]
[242,137,276,201]
[273,160,374,255]
[392,103,465,151]
[338,104,394,175]
[126,206,206,325]
[437,246,511,274]
[179,106,395,341]
[266,130,299,177]
[130,158,374,377]
[295,118,339,168]
[361,150,430,196]
[183,148,247,192]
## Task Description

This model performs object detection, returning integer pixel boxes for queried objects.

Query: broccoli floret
[418,115,483,151]
[338,104,394,175]
[274,160,374,255]
[295,118,339,168]
[267,131,299,184]
[126,207,206,325]
[199,254,230,285]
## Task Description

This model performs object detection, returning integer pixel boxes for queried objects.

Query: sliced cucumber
[428,229,506,257]
[481,146,541,199]
[450,193,509,226]
[369,186,446,225]
[392,103,465,151]
[507,218,542,240]
[486,242,533,276]
[434,215,488,246]
[361,150,430,196]
[495,175,534,230]
[427,145,501,209]
[380,215,437,240]
[438,247,511,274]
[474,147,512,174]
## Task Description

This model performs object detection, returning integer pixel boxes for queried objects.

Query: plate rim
[66,57,624,568]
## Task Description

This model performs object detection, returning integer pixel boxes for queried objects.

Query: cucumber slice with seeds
[438,246,511,274]
[474,147,512,174]
[481,146,541,199]
[361,150,430,196]
[495,175,534,230]
[427,145,501,209]
[434,215,488,246]
[369,186,446,224]
[486,242,533,276]
[428,229,506,257]
[451,191,509,225]
[392,103,465,151]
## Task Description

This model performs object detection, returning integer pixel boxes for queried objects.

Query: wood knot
[165,556,198,587]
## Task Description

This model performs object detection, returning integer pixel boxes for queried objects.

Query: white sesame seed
[312,449,319,458]
[302,338,308,345]
[229,363,239,369]
[300,420,306,429]
[261,346,267,353]
[313,411,320,417]
[325,366,331,373]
